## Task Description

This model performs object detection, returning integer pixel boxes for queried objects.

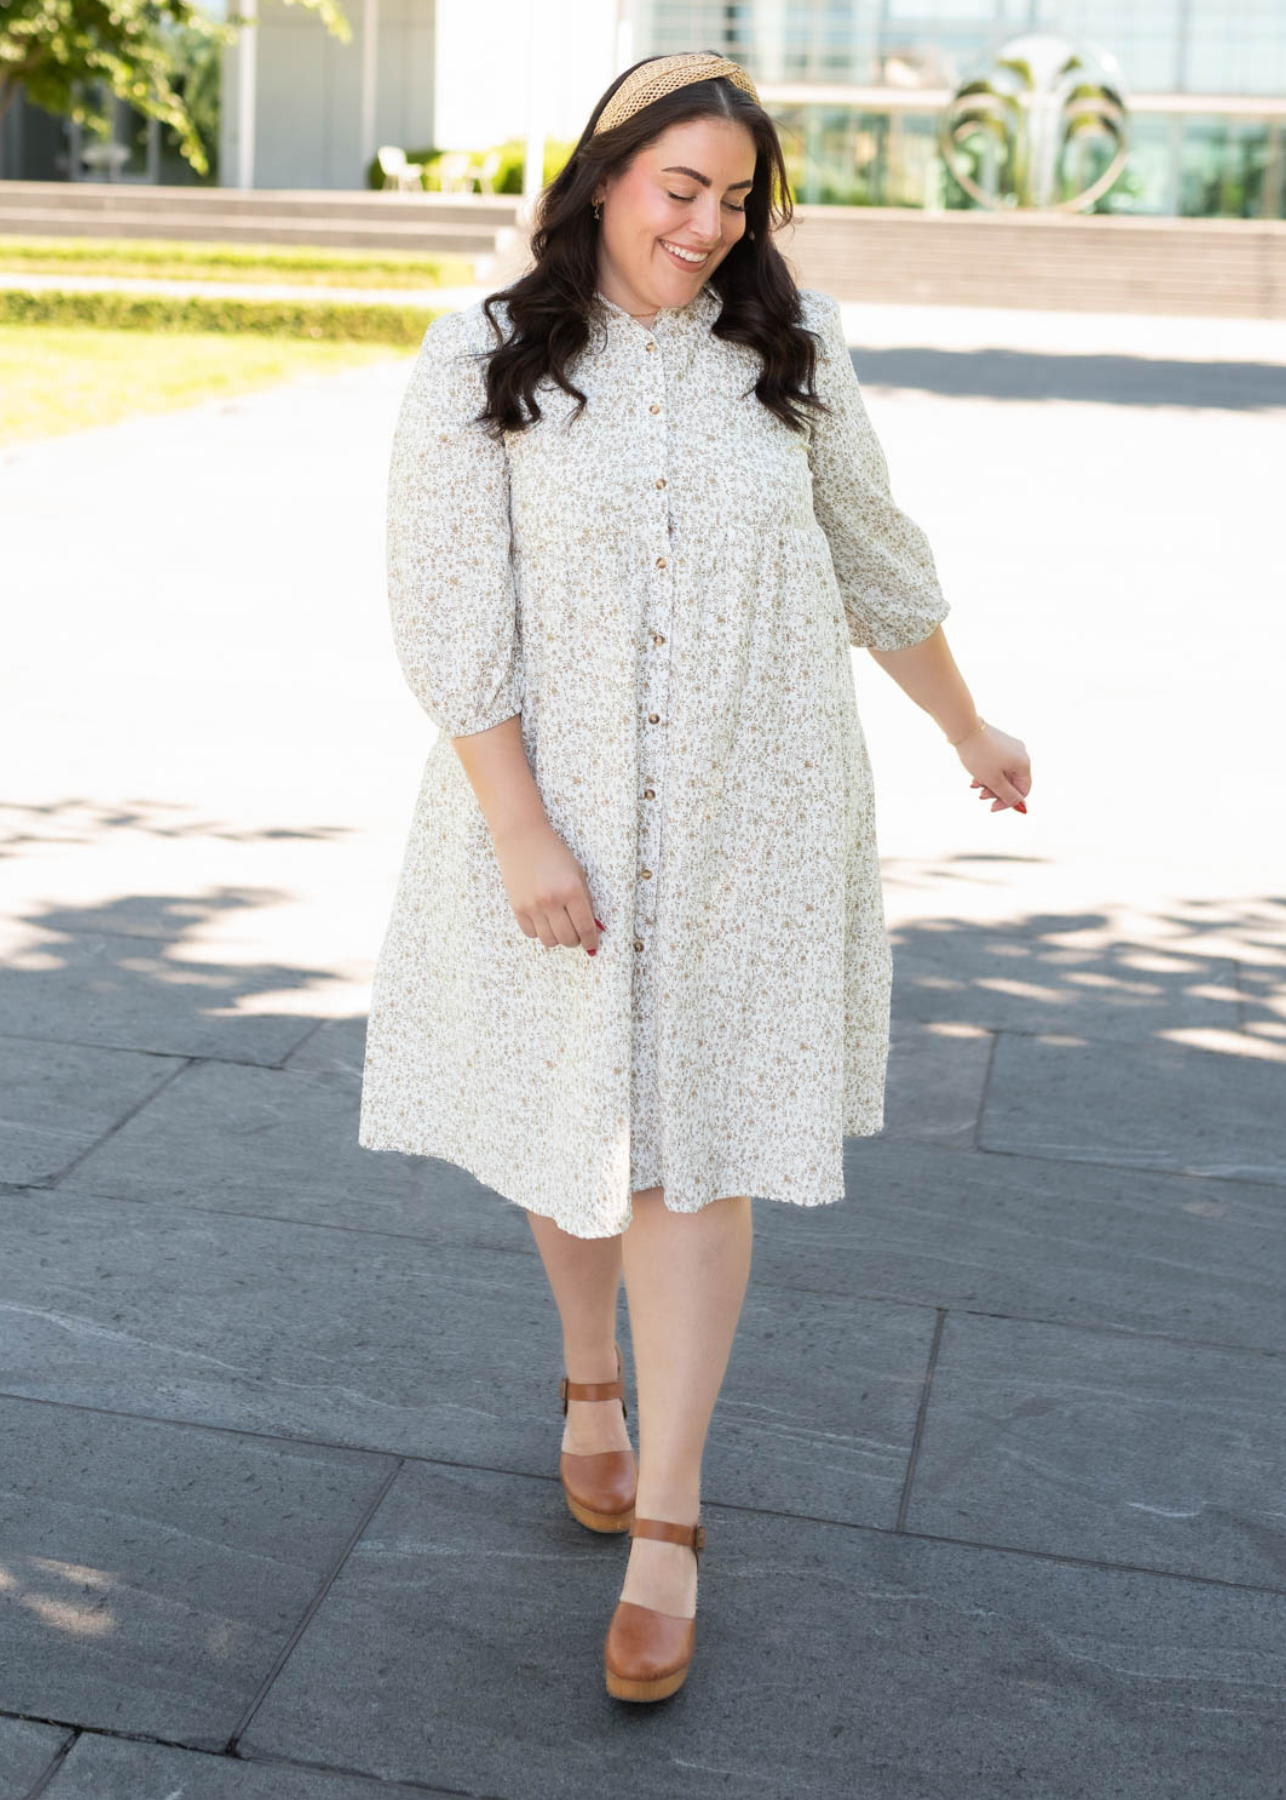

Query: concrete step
[800,238,1268,263]
[809,258,1266,285]
[795,232,1272,258]
[809,265,1276,292]
[0,208,503,255]
[0,181,518,226]
[793,204,1286,237]
[810,282,1277,317]
[803,257,1267,285]
[805,252,1266,280]
[796,223,1281,246]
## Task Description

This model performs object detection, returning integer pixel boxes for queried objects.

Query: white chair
[377,145,426,192]
[470,149,504,194]
[434,151,476,194]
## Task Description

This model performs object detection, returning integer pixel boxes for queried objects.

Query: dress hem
[356,1125,882,1239]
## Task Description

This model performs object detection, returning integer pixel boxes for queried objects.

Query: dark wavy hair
[472,52,830,442]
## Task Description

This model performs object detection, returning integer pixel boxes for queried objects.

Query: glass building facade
[634,1,1286,216]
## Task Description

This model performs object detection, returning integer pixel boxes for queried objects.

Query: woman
[359,50,1032,1704]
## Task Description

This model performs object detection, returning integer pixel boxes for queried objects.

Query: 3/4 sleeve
[385,310,524,738]
[803,289,952,652]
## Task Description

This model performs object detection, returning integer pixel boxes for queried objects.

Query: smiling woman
[583,114,757,323]
[592,123,758,320]
[357,45,1030,1713]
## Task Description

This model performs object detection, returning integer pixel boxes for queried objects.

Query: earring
[592,199,602,221]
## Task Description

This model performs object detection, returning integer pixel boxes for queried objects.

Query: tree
[0,0,352,179]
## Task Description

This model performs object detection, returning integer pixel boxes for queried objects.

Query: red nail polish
[587,946,597,956]
[1014,801,1027,813]
[594,917,606,929]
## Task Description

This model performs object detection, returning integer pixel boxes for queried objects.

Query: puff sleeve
[804,290,952,651]
[385,311,524,738]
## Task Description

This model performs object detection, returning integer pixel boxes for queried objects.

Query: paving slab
[50,1023,979,1220]
[829,296,1286,365]
[237,1456,1286,1800]
[0,1035,180,1186]
[0,919,324,1066]
[0,1718,73,1798]
[0,1394,395,1747]
[0,1190,932,1528]
[1239,951,1286,1039]
[882,1015,991,1144]
[907,1308,1286,1586]
[54,1057,536,1245]
[892,919,1243,1040]
[825,1137,1286,1352]
[39,1734,433,1798]
[981,1030,1286,1185]
[849,343,1286,409]
[280,1015,368,1076]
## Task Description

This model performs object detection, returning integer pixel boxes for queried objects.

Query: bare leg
[618,1185,754,1618]
[526,1211,632,1455]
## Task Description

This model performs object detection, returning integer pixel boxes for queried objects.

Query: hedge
[0,287,447,344]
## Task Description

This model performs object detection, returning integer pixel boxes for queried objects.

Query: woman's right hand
[954,720,1031,813]
[491,818,604,956]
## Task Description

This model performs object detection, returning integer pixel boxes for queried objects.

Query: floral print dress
[357,280,951,1237]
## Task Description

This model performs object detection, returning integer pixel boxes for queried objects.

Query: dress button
[652,632,666,645]
[650,403,661,414]
[647,712,660,723]
[645,342,656,352]
[634,937,644,951]
[640,868,653,879]
[643,787,655,798]
[656,555,667,568]
[655,476,666,488]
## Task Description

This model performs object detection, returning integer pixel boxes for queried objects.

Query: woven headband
[592,51,760,137]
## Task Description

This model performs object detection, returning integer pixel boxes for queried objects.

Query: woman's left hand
[954,721,1031,813]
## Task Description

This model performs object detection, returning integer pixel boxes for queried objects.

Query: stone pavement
[1,298,1284,1798]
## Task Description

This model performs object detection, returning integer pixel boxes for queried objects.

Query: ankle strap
[560,1341,627,1418]
[629,1516,704,1565]
[559,1374,625,1412]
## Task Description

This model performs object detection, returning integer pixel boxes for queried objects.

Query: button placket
[625,306,705,1191]
[635,331,673,962]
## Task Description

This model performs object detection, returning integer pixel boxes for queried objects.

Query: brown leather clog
[603,1515,705,1701]
[558,1340,637,1533]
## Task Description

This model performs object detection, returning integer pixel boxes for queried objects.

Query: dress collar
[594,281,721,334]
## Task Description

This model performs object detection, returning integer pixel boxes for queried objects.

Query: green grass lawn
[0,235,476,288]
[0,325,415,444]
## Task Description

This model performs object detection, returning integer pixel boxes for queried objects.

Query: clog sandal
[558,1340,636,1533]
[603,1515,704,1701]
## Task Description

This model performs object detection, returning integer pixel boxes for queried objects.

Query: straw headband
[592,51,760,137]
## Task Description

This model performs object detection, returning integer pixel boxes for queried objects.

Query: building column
[522,0,545,210]
[236,0,258,190]
[360,0,379,184]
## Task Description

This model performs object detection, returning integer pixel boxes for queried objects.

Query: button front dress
[357,281,951,1237]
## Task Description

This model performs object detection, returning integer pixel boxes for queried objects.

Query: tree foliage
[0,0,352,178]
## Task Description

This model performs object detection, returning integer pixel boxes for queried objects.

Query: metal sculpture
[939,32,1130,211]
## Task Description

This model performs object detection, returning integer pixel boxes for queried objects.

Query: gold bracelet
[948,715,987,747]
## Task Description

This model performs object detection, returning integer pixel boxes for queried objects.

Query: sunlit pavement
[1,300,1283,1798]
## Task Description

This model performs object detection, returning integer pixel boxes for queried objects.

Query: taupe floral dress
[357,281,950,1237]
